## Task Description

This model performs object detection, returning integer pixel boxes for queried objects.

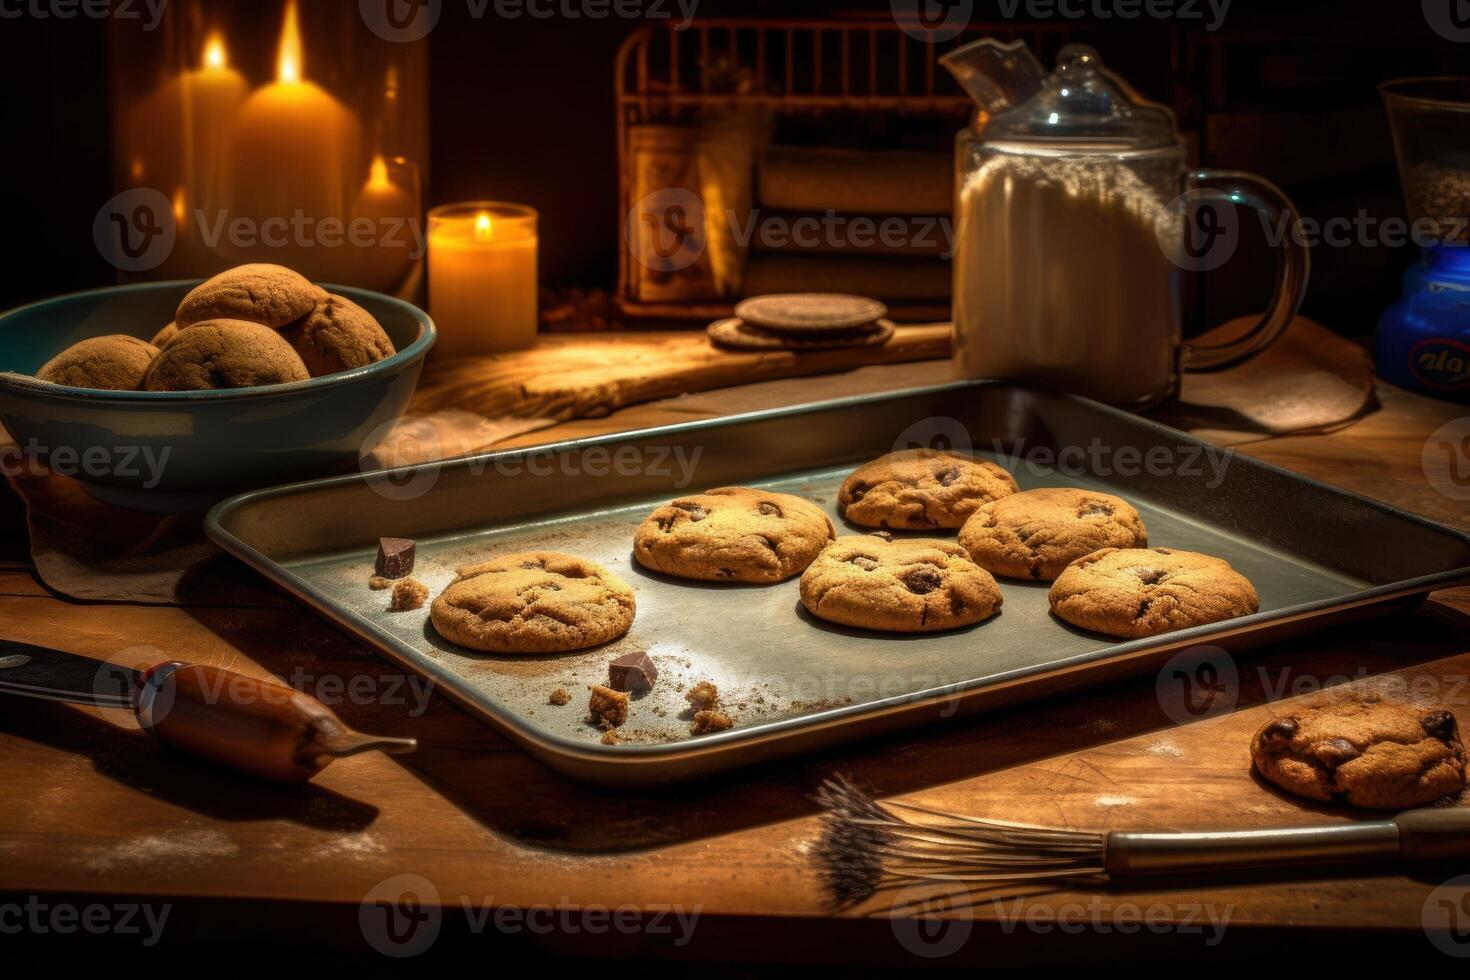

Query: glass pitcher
[945,41,1310,408]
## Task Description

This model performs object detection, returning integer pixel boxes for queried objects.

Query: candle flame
[367,154,392,191]
[172,188,187,224]
[203,33,228,70]
[277,1,302,84]
[475,212,493,242]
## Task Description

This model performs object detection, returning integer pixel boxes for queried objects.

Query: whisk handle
[1106,809,1470,875]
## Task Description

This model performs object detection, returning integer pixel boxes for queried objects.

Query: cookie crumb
[600,730,621,746]
[369,576,394,590]
[686,680,720,712]
[548,688,570,706]
[588,684,629,729]
[389,578,429,611]
[691,710,733,735]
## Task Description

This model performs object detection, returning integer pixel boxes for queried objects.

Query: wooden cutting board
[409,324,952,421]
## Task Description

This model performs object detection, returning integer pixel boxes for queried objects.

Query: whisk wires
[813,776,1109,909]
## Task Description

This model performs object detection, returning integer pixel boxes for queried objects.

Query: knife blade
[0,640,138,710]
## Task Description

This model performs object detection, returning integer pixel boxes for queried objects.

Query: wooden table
[3,360,1469,966]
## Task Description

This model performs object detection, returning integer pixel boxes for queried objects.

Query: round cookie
[283,293,396,377]
[1251,698,1466,809]
[151,321,180,348]
[634,487,835,583]
[799,535,1002,633]
[959,488,1148,581]
[37,335,160,391]
[430,552,636,654]
[176,263,326,329]
[837,449,1019,530]
[707,317,895,352]
[735,294,888,333]
[142,319,310,391]
[1048,547,1259,639]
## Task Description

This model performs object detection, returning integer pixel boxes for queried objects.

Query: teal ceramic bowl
[0,280,435,510]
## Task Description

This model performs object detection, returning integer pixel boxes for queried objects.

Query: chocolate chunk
[376,537,416,578]
[1260,717,1298,749]
[1311,737,1361,769]
[1422,710,1458,742]
[868,530,894,542]
[903,567,942,595]
[609,650,658,694]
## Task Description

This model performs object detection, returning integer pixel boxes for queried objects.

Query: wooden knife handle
[133,662,416,783]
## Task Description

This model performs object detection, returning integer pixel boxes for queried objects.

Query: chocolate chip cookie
[634,487,835,583]
[282,293,396,377]
[175,263,327,329]
[799,535,1002,633]
[1251,698,1466,809]
[142,319,310,391]
[37,335,160,390]
[430,552,636,654]
[837,449,1019,530]
[959,488,1148,581]
[1048,547,1259,639]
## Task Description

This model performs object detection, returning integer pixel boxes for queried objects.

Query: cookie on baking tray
[837,449,1019,531]
[430,552,636,654]
[1251,697,1466,809]
[799,535,1002,633]
[1047,547,1258,639]
[959,488,1148,581]
[634,487,835,583]
[734,293,888,333]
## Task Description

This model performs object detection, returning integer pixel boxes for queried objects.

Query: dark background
[2,0,1467,334]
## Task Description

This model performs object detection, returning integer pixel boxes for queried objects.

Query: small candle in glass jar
[427,202,539,357]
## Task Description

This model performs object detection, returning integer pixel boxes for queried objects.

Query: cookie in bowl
[283,293,397,377]
[837,449,1018,530]
[175,263,326,330]
[36,335,160,390]
[142,319,310,391]
[634,487,835,583]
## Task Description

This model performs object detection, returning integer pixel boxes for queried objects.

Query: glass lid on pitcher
[943,41,1179,149]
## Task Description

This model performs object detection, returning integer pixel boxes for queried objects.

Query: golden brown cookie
[282,293,396,377]
[175,263,326,329]
[142,319,310,391]
[1251,698,1466,809]
[799,535,1002,633]
[837,450,1019,530]
[735,293,888,332]
[633,487,835,583]
[430,552,636,654]
[1048,547,1258,639]
[959,488,1148,581]
[151,321,180,348]
[36,335,160,390]
[707,317,895,352]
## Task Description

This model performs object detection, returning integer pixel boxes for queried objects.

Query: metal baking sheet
[207,382,1470,785]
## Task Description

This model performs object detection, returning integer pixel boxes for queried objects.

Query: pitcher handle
[1179,169,1311,372]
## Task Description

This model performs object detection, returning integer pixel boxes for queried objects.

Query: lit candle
[225,0,361,278]
[352,154,419,293]
[128,31,248,276]
[428,203,539,357]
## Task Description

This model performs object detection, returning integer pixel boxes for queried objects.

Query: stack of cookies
[34,263,397,393]
[708,293,895,352]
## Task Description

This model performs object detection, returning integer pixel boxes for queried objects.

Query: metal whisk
[813,776,1470,909]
